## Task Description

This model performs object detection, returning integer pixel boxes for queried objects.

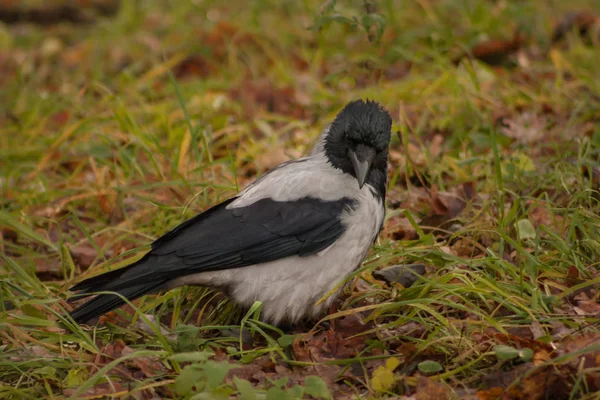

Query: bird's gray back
[230,151,366,208]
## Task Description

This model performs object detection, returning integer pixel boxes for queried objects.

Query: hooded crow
[68,99,392,325]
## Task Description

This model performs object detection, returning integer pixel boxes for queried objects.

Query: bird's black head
[324,99,392,197]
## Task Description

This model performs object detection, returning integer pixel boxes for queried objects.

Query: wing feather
[72,196,356,294]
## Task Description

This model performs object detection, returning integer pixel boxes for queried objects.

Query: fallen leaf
[476,387,505,400]
[384,214,419,241]
[428,134,444,159]
[383,60,412,81]
[372,264,426,287]
[228,78,307,119]
[529,321,546,340]
[528,201,564,232]
[371,357,399,393]
[34,257,61,278]
[573,297,600,315]
[174,55,214,79]
[430,186,449,216]
[292,327,374,364]
[333,313,371,336]
[63,382,126,398]
[70,243,98,269]
[254,148,289,171]
[552,11,600,43]
[533,349,551,366]
[500,113,547,144]
[455,30,527,66]
[481,364,564,400]
[419,183,475,230]
[415,375,451,400]
[51,110,71,127]
[99,339,167,379]
[515,218,536,241]
[560,332,600,369]
[417,360,443,374]
[9,345,53,361]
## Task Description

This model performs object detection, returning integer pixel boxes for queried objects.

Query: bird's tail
[67,254,172,324]
[68,281,167,324]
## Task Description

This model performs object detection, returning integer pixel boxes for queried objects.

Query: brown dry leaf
[384,214,419,241]
[228,78,306,119]
[292,325,374,364]
[533,349,551,366]
[204,20,258,61]
[63,382,126,398]
[388,149,405,166]
[291,333,313,362]
[572,291,600,315]
[481,333,600,398]
[415,375,451,400]
[428,134,444,159]
[476,387,505,400]
[557,333,600,392]
[500,113,547,144]
[566,265,580,287]
[383,60,412,81]
[70,243,98,269]
[430,186,449,216]
[493,333,554,354]
[528,202,564,233]
[1,227,17,245]
[120,347,166,378]
[552,11,600,43]
[406,142,426,166]
[102,339,127,359]
[174,55,214,79]
[9,345,53,362]
[331,313,370,336]
[529,321,546,340]
[481,364,565,400]
[254,148,289,171]
[290,334,349,387]
[226,362,267,386]
[419,183,475,230]
[237,358,348,394]
[560,332,600,369]
[451,237,481,258]
[61,42,90,68]
[96,304,136,326]
[34,257,61,278]
[51,110,71,127]
[395,342,419,359]
[96,192,112,214]
[455,30,527,65]
[551,322,575,340]
[99,339,167,379]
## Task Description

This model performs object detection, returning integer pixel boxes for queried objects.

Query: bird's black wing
[151,195,356,271]
[68,196,355,323]
[69,196,356,316]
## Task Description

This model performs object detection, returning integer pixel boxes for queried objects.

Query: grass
[1,0,600,398]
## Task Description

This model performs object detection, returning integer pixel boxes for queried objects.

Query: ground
[1,0,600,399]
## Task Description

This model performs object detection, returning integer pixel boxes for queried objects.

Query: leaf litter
[2,1,600,399]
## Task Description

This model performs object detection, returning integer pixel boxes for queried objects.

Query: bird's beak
[349,145,376,189]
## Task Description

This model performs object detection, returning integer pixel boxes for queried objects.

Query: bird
[68,99,392,326]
